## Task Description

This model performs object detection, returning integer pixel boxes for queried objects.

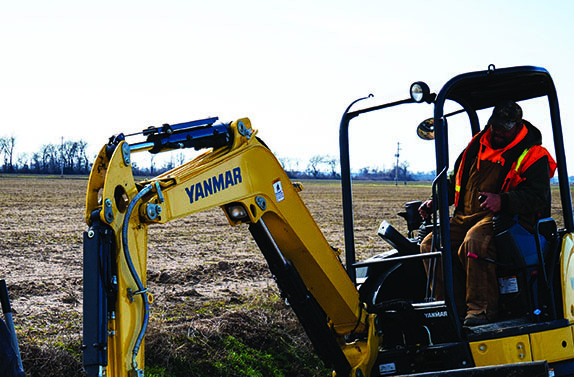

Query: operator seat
[494,212,560,322]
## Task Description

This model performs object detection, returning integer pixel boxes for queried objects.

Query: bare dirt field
[0,176,568,376]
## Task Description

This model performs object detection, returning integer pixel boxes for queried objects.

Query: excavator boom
[83,118,380,377]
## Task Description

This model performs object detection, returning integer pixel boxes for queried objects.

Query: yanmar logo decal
[185,167,242,204]
[424,311,448,319]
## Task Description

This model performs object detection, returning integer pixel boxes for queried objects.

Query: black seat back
[494,213,558,321]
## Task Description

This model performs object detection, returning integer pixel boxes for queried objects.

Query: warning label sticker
[273,179,285,202]
[379,362,396,375]
[498,276,519,294]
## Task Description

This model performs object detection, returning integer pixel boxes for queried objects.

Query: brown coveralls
[421,156,502,319]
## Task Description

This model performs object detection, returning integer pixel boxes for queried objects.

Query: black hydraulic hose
[121,184,154,370]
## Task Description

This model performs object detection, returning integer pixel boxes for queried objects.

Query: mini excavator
[83,65,574,376]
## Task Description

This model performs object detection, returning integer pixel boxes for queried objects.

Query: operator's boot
[464,312,490,326]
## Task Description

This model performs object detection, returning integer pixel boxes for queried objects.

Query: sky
[1,0,573,173]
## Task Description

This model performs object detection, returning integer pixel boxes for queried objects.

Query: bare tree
[400,161,411,182]
[17,153,30,172]
[307,155,326,178]
[0,135,16,172]
[41,144,59,173]
[325,155,339,177]
[76,140,90,173]
[59,139,90,173]
[61,140,78,173]
[31,152,42,173]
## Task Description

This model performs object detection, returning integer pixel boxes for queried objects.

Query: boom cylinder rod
[110,117,234,155]
[129,142,155,154]
[128,119,232,155]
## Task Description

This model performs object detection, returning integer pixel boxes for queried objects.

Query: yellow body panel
[531,326,574,363]
[470,335,531,366]
[470,325,574,367]
[561,233,574,322]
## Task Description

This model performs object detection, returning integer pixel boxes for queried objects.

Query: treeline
[0,136,435,180]
[279,155,434,181]
[0,136,91,174]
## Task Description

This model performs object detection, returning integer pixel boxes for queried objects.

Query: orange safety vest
[454,124,556,207]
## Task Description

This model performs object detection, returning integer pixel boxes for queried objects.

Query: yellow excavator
[82,65,574,376]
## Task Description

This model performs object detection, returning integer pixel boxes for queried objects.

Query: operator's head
[487,100,523,149]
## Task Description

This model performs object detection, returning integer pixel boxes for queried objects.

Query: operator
[419,100,556,326]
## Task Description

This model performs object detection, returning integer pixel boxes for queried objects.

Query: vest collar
[477,123,527,169]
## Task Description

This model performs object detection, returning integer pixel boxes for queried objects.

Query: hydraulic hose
[121,183,154,370]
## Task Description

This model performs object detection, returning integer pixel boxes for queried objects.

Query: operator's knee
[420,232,433,254]
[420,232,432,270]
[463,223,495,258]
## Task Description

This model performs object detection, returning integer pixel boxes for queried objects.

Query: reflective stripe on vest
[515,147,531,172]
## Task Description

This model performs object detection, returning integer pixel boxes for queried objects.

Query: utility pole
[60,136,64,178]
[394,142,400,186]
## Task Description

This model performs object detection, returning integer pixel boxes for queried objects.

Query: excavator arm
[82,117,381,377]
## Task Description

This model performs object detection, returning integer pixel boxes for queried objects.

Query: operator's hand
[479,192,501,213]
[418,199,433,220]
